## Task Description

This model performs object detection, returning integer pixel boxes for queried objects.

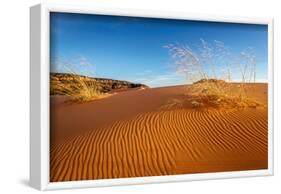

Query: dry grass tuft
[185,79,262,109]
[159,79,263,110]
[164,40,261,110]
[50,74,105,103]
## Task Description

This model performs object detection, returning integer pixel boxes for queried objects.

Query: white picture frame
[30,3,274,191]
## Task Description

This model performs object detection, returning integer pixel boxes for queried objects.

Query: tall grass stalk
[165,40,258,108]
[50,58,103,102]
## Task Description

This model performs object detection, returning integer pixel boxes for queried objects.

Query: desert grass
[50,59,106,103]
[51,74,106,103]
[165,40,261,109]
[186,80,262,109]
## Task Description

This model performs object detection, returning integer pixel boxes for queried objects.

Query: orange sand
[50,83,268,182]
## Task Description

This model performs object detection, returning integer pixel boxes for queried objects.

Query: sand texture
[50,84,268,182]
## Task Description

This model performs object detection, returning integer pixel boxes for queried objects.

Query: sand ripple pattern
[50,108,267,182]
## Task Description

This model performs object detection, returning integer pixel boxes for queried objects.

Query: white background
[0,0,279,193]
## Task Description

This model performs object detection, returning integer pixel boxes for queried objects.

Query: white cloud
[132,72,186,88]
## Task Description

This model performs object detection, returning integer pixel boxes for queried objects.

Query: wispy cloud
[132,72,186,88]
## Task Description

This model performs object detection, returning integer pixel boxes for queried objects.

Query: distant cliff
[50,73,149,95]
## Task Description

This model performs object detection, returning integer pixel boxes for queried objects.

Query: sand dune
[50,84,268,182]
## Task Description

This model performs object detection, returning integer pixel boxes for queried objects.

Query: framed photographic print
[30,3,274,190]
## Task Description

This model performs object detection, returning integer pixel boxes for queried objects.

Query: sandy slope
[50,84,268,182]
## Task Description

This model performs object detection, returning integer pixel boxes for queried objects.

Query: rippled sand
[50,84,268,182]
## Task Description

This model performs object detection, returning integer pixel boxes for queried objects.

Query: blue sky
[50,12,268,88]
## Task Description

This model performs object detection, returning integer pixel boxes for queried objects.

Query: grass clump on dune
[50,57,109,103]
[165,40,263,109]
[186,79,262,109]
[51,73,105,103]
